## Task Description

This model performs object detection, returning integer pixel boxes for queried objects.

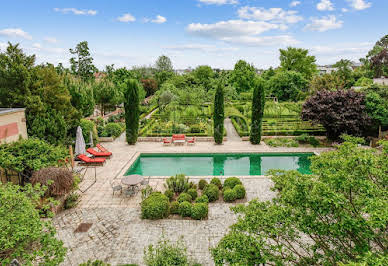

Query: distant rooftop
[0,108,25,115]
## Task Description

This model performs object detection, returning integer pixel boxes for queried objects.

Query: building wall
[0,110,28,143]
[373,77,388,86]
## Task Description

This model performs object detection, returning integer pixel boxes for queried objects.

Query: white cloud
[44,37,58,43]
[198,0,238,5]
[187,20,298,46]
[54,8,97,16]
[346,0,372,10]
[164,44,238,52]
[311,42,372,56]
[305,15,343,32]
[152,15,167,24]
[342,8,349,12]
[317,0,334,11]
[32,43,42,49]
[117,13,136,22]
[0,28,32,40]
[238,7,303,24]
[290,1,301,7]
[0,42,7,50]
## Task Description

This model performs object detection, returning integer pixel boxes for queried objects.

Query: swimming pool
[125,153,314,176]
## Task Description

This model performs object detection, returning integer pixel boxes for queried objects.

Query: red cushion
[172,134,185,140]
[87,148,112,156]
[78,154,105,163]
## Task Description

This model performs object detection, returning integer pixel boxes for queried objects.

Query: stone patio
[53,134,332,265]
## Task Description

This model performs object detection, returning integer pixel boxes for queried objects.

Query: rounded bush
[203,184,219,202]
[195,195,209,204]
[141,192,169,220]
[187,188,198,200]
[198,179,208,190]
[191,203,208,220]
[223,188,237,202]
[170,201,180,215]
[210,178,222,189]
[164,189,174,201]
[103,123,124,138]
[223,177,242,190]
[179,201,192,217]
[177,193,192,203]
[233,184,246,199]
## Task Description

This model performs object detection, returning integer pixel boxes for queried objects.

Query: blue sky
[0,0,386,69]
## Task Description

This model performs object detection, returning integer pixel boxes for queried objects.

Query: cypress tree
[250,78,265,144]
[124,79,140,145]
[213,82,225,144]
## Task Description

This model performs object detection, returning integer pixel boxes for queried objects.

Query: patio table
[121,175,144,193]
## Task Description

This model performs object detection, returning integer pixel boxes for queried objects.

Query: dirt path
[224,118,242,142]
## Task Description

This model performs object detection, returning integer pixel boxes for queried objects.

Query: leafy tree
[362,85,388,131]
[155,55,173,72]
[309,73,346,92]
[124,79,140,144]
[0,183,67,265]
[230,60,257,93]
[333,59,356,88]
[301,90,371,140]
[64,75,95,117]
[213,81,224,144]
[267,70,308,101]
[212,139,388,265]
[250,78,265,144]
[93,78,121,115]
[279,47,317,80]
[363,35,388,78]
[141,78,158,97]
[69,41,97,81]
[0,138,68,184]
[192,65,214,90]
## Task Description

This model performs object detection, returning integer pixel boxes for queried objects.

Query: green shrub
[189,181,197,190]
[309,137,320,147]
[164,189,174,201]
[141,185,153,201]
[179,201,192,217]
[187,188,198,200]
[203,184,219,202]
[64,193,79,209]
[141,192,169,220]
[195,195,209,204]
[223,188,237,202]
[177,193,192,203]
[80,119,98,144]
[79,260,110,266]
[210,178,222,189]
[223,177,242,190]
[102,123,124,138]
[191,203,208,220]
[198,179,208,190]
[170,201,180,215]
[233,184,246,199]
[165,174,189,193]
[144,237,189,266]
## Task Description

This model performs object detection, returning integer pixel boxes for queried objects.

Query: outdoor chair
[172,134,186,145]
[77,154,106,166]
[124,188,135,197]
[163,138,172,146]
[87,148,112,158]
[110,180,122,195]
[187,137,196,145]
[141,176,151,186]
[96,144,112,155]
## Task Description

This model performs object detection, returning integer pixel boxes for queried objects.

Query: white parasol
[75,126,86,155]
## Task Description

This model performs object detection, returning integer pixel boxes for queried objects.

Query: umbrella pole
[69,145,74,170]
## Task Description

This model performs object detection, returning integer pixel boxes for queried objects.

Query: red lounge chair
[163,138,172,145]
[172,134,186,145]
[78,154,106,165]
[87,148,112,158]
[96,144,112,155]
[187,137,196,145]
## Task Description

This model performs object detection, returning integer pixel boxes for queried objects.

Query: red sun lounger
[87,148,112,158]
[78,154,106,165]
[96,144,112,155]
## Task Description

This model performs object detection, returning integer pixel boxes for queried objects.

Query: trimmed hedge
[203,184,219,202]
[187,189,198,200]
[179,201,192,217]
[141,192,169,220]
[198,179,208,190]
[170,201,180,215]
[177,193,192,203]
[223,188,237,202]
[195,195,209,204]
[233,184,246,199]
[164,189,174,201]
[210,178,222,189]
[191,203,208,220]
[223,177,242,190]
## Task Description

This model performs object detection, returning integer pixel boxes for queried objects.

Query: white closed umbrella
[75,126,86,156]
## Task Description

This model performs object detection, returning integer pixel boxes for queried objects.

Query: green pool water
[125,153,313,176]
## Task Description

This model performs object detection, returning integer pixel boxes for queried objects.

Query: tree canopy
[230,60,257,93]
[279,47,317,80]
[69,41,97,81]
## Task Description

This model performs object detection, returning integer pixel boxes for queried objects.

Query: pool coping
[116,151,318,179]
